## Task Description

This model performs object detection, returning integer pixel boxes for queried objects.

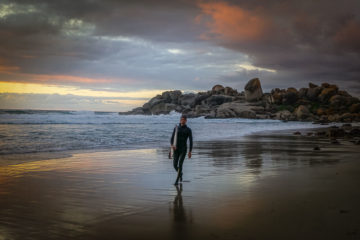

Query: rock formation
[119,78,360,122]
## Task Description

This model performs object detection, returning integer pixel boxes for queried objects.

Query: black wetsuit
[170,124,193,179]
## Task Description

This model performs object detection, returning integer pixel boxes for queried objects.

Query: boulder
[329,95,348,107]
[146,95,165,109]
[212,85,225,94]
[202,95,233,106]
[306,86,322,101]
[179,93,197,107]
[271,88,284,104]
[224,86,238,96]
[193,92,211,106]
[294,105,312,120]
[309,83,318,88]
[244,78,263,102]
[194,105,211,115]
[319,87,338,103]
[350,103,360,113]
[298,88,308,98]
[339,113,355,122]
[161,90,182,104]
[216,102,256,118]
[282,88,298,104]
[275,110,292,121]
[150,103,177,114]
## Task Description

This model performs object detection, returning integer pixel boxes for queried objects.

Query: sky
[0,0,359,111]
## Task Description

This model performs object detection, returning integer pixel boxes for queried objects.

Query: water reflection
[170,184,192,239]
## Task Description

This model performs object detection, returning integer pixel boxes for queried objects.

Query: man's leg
[174,150,186,184]
[173,150,179,172]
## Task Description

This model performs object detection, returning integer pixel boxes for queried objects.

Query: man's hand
[188,152,192,158]
[171,145,176,150]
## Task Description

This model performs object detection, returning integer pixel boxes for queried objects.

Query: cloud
[0,0,360,112]
[0,93,147,111]
[196,2,269,42]
[196,0,360,91]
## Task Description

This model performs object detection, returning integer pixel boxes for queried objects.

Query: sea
[0,109,320,156]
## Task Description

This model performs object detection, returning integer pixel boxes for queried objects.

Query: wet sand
[1,131,360,240]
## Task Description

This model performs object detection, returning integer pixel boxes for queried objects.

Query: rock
[298,88,308,98]
[150,103,177,114]
[339,113,354,122]
[238,110,257,118]
[119,81,360,122]
[161,90,182,104]
[275,110,292,121]
[350,103,360,113]
[321,82,330,88]
[294,105,312,120]
[306,86,322,101]
[316,108,326,116]
[282,91,298,105]
[329,95,348,107]
[309,82,318,88]
[194,105,211,115]
[118,107,144,115]
[319,87,338,103]
[202,95,233,107]
[271,88,284,104]
[212,85,225,94]
[179,93,197,107]
[224,86,238,96]
[216,102,256,118]
[244,78,263,102]
[263,93,275,105]
[328,114,340,122]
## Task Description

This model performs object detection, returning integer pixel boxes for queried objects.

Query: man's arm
[189,128,193,152]
[170,127,175,145]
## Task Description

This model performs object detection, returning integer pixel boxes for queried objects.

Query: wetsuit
[170,123,193,181]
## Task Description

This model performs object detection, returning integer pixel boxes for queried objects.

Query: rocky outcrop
[244,78,263,102]
[119,78,360,122]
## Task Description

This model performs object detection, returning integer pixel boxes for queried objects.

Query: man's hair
[180,115,187,120]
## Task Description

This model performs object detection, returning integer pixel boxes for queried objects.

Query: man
[170,115,193,185]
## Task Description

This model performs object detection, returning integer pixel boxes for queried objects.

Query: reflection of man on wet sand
[173,184,186,222]
[170,184,193,240]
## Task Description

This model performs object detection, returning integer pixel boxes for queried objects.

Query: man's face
[180,117,187,125]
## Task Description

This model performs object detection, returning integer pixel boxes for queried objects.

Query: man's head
[180,115,187,125]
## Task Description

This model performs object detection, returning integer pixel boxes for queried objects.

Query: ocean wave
[0,110,319,155]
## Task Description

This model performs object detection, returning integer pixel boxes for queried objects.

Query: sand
[0,131,360,240]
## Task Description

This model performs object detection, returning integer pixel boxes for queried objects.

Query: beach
[1,129,360,240]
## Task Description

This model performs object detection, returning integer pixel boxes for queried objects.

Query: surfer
[170,115,193,185]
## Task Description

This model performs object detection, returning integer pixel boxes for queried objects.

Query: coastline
[0,122,334,165]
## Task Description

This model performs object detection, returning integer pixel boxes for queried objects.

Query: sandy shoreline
[0,130,360,240]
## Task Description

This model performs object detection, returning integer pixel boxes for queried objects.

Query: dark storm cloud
[196,0,360,93]
[0,0,360,95]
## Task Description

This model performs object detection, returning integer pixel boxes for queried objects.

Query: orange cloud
[27,74,113,84]
[196,1,268,42]
[334,19,360,51]
[0,65,20,73]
